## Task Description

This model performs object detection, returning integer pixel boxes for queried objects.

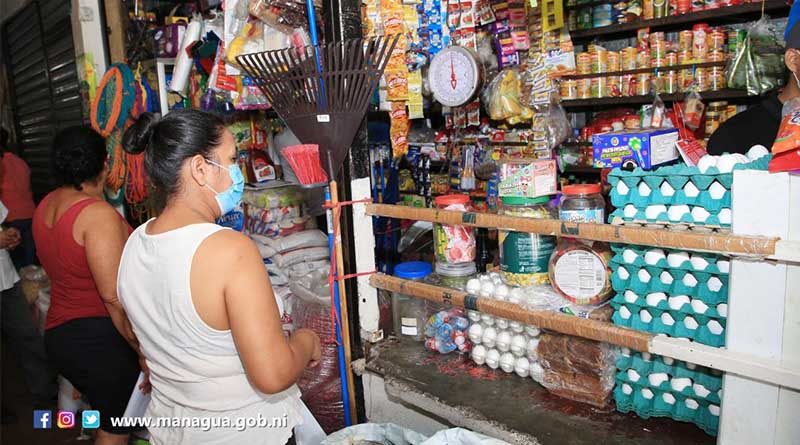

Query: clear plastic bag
[726,17,785,95]
[545,103,571,149]
[481,68,533,124]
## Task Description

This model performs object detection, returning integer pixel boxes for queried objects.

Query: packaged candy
[683,86,704,130]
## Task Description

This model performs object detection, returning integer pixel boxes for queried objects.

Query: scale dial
[428,46,483,107]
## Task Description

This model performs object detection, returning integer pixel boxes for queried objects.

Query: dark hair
[123,110,226,198]
[52,126,108,190]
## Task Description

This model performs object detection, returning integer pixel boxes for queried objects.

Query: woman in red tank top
[32,127,146,445]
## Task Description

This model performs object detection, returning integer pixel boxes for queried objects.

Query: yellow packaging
[636,50,650,69]
[577,79,592,99]
[577,52,591,74]
[621,47,637,70]
[591,48,608,74]
[695,67,708,91]
[561,79,578,99]
[590,77,607,98]
[607,51,620,72]
[709,67,726,91]
[607,75,621,97]
[636,73,651,96]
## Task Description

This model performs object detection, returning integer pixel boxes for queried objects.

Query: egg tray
[611,305,726,347]
[611,264,729,305]
[608,206,731,229]
[610,183,731,212]
[616,352,723,393]
[614,383,720,436]
[607,220,732,234]
[609,244,730,276]
[611,292,727,321]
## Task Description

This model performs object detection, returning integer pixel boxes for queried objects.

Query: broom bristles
[281,144,328,185]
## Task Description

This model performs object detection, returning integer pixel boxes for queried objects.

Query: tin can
[708,50,726,62]
[643,0,654,19]
[663,71,678,93]
[695,67,708,91]
[709,67,726,91]
[666,51,678,66]
[679,30,693,52]
[590,77,608,98]
[577,52,591,74]
[637,50,650,68]
[679,69,694,91]
[591,48,608,73]
[578,7,593,29]
[607,51,620,72]
[677,0,692,13]
[561,79,578,99]
[577,79,592,99]
[691,0,704,11]
[593,4,613,27]
[568,11,578,30]
[607,75,621,97]
[637,73,652,95]
[621,47,637,69]
[693,23,710,61]
[653,0,668,17]
[709,29,726,52]
[650,32,666,46]
[705,111,721,136]
[704,0,721,9]
[621,74,635,96]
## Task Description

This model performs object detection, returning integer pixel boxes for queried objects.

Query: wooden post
[104,0,127,63]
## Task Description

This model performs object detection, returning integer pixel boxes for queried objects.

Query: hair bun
[123,112,159,154]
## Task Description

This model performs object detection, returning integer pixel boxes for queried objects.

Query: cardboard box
[592,128,679,170]
[498,159,558,197]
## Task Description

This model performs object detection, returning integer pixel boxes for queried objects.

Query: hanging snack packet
[651,92,665,128]
[682,86,704,130]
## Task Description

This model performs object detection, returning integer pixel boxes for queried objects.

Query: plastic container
[559,184,606,223]
[499,196,557,287]
[433,195,476,265]
[393,261,433,341]
[434,261,477,290]
[549,238,614,306]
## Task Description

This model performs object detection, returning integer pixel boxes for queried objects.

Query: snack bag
[771,108,800,155]
[682,86,704,130]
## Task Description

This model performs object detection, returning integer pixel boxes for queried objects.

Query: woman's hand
[0,228,21,250]
[295,329,322,369]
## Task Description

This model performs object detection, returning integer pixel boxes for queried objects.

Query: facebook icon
[33,410,51,429]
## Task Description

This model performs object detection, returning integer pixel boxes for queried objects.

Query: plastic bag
[265,229,328,254]
[682,86,705,130]
[545,103,571,149]
[651,93,666,128]
[481,68,533,124]
[322,423,428,444]
[726,17,785,95]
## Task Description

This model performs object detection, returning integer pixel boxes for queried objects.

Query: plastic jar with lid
[393,261,433,341]
[559,184,606,224]
[433,195,476,265]
[499,196,557,287]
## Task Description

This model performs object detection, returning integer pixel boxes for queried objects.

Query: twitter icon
[82,410,100,429]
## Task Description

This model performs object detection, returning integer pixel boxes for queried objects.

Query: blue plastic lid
[394,261,433,280]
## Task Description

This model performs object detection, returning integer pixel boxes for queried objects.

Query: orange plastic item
[771,109,800,155]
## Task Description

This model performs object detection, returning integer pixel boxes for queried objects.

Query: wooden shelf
[563,166,602,174]
[562,88,754,108]
[569,1,789,41]
[565,0,619,11]
[561,61,726,80]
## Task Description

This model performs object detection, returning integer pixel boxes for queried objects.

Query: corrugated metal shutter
[2,0,83,199]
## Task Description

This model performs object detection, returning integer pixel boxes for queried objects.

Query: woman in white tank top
[117,110,321,445]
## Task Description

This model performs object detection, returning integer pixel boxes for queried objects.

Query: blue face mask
[205,159,245,215]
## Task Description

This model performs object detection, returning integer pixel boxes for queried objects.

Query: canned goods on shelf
[620,74,635,96]
[591,77,608,98]
[577,79,592,99]
[643,0,654,19]
[591,49,608,73]
[662,71,678,94]
[666,52,678,66]
[677,0,692,13]
[678,50,693,64]
[561,79,578,99]
[652,57,667,68]
[577,52,591,74]
[621,47,637,70]
[679,30,694,51]
[607,51,620,72]
[679,69,694,92]
[693,23,710,61]
[709,29,726,52]
[695,67,709,91]
[708,50,726,62]
[709,67,726,91]
[649,32,666,45]
[637,50,650,69]
[705,111,722,135]
[636,73,652,95]
[578,7,593,29]
[607,76,621,97]
[593,4,613,27]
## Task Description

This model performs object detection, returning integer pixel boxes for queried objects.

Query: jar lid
[562,184,602,195]
[434,194,470,206]
[435,261,477,277]
[394,261,433,280]
[501,196,551,206]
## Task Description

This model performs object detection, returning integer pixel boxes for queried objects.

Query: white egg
[663,393,677,404]
[482,327,498,348]
[660,271,674,285]
[644,249,666,265]
[732,153,749,165]
[708,276,723,292]
[641,352,652,361]
[496,331,512,352]
[689,255,709,271]
[525,325,541,337]
[667,251,690,268]
[645,204,667,220]
[492,277,502,286]
[638,268,651,283]
[529,362,544,383]
[479,275,492,284]
[683,181,701,198]
[494,284,510,300]
[621,347,631,357]
[622,248,639,264]
[619,306,632,320]
[500,352,516,373]
[514,357,530,378]
[716,154,738,173]
[708,320,724,335]
[718,389,723,399]
[709,404,721,416]
[691,206,711,223]
[697,155,717,174]
[683,273,698,288]
[671,377,693,392]
[489,272,501,281]
[686,362,697,370]
[624,290,639,303]
[622,383,633,395]
[667,205,691,222]
[526,337,540,360]
[642,388,654,400]
[645,292,667,307]
[496,318,509,330]
[486,349,501,369]
[690,299,709,314]
[708,181,727,200]
[661,312,675,326]
[747,145,769,161]
[638,182,652,197]
[668,295,690,310]
[716,303,728,317]
[480,281,495,297]
[660,181,676,197]
[684,316,699,330]
[617,181,630,195]
[627,369,641,382]
[510,334,528,356]
[466,279,481,294]
[649,373,669,387]
[624,204,638,218]
[468,310,482,322]
[481,313,495,326]
[640,309,653,323]
[717,259,730,273]
[507,295,521,305]
[685,398,700,410]
[719,208,732,225]
[618,266,630,280]
[509,321,524,333]
[468,324,484,344]
[693,383,711,398]
[471,345,487,365]
[663,356,674,365]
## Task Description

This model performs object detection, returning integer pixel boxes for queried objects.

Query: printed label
[499,230,555,274]
[559,209,605,224]
[553,250,607,301]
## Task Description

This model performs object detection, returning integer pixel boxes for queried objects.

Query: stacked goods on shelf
[614,349,723,435]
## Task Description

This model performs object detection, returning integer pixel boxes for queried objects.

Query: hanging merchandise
[770,99,800,173]
[169,14,203,94]
[726,16,785,96]
[483,68,533,124]
[682,85,705,130]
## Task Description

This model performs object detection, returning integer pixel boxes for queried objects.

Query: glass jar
[499,196,557,287]
[432,261,477,291]
[559,184,605,223]
[393,261,433,341]
[433,195,476,265]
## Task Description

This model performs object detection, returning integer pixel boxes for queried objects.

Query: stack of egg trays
[606,156,770,228]
[614,351,722,436]
[609,245,728,347]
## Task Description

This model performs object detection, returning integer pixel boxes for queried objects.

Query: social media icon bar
[57,410,75,429]
[82,410,101,429]
[33,410,51,429]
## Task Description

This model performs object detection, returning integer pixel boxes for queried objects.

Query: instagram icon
[57,411,75,429]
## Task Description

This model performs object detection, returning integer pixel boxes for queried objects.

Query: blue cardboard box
[592,128,679,170]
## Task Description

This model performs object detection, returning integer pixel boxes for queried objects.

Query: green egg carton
[609,244,730,276]
[607,156,770,189]
[615,370,722,405]
[615,352,723,392]
[611,292,726,320]
[614,384,720,436]
[607,207,732,229]
[611,264,729,304]
[611,182,731,211]
[612,305,726,347]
